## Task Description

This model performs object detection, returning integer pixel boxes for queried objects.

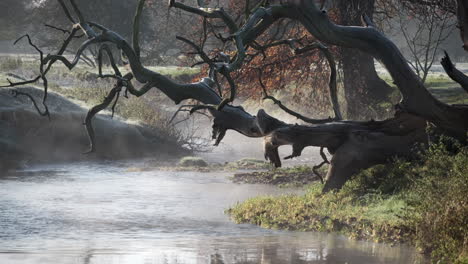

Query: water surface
[0,162,427,263]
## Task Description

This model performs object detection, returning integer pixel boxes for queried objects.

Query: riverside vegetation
[228,142,468,263]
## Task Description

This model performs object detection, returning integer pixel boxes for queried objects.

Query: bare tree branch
[5,0,464,191]
[57,0,76,23]
[259,69,336,124]
[169,0,239,33]
[7,35,50,118]
[133,0,146,60]
[84,73,133,153]
[312,147,329,184]
[45,24,84,38]
[295,42,342,120]
[442,51,468,93]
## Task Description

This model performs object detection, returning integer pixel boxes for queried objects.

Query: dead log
[2,0,466,191]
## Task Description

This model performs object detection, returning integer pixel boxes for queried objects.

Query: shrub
[406,145,468,262]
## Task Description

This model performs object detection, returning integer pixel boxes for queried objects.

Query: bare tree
[2,0,467,191]
[379,0,467,51]
[397,2,455,83]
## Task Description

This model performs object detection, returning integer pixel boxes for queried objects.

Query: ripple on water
[0,162,428,264]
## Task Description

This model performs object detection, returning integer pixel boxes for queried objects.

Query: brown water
[0,161,427,264]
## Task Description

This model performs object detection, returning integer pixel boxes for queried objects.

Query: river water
[0,161,427,264]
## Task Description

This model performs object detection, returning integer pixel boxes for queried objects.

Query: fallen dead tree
[2,0,467,191]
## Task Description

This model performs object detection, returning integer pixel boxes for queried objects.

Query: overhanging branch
[2,1,464,194]
[442,51,468,93]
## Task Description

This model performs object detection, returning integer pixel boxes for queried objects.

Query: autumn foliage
[176,0,341,117]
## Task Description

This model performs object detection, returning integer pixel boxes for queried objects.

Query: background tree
[0,0,30,41]
[375,0,456,84]
[186,0,393,120]
[335,0,394,119]
[175,0,340,118]
[400,3,454,83]
[383,0,468,51]
[8,0,195,66]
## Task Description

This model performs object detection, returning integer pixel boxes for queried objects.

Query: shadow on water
[0,161,428,264]
[2,170,68,182]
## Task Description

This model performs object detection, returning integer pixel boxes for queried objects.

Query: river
[0,161,427,264]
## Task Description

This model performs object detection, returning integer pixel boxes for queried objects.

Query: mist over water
[200,130,323,166]
[0,161,427,264]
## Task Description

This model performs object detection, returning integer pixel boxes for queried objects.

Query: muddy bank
[231,165,327,187]
[0,87,188,171]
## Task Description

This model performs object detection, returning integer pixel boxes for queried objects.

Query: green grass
[145,66,200,78]
[228,182,412,242]
[380,74,468,105]
[228,143,468,263]
[425,75,468,105]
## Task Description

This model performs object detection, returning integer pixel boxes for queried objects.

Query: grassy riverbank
[228,143,468,263]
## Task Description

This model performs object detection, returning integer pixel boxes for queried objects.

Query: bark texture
[442,51,468,93]
[337,0,393,119]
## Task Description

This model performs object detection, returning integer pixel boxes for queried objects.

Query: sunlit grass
[228,182,412,242]
[379,73,468,105]
[228,143,468,263]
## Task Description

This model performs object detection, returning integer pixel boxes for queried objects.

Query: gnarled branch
[441,51,468,93]
[5,0,465,192]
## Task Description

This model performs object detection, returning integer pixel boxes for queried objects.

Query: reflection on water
[0,162,427,264]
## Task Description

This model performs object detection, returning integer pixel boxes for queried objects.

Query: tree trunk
[337,0,393,120]
[458,0,468,51]
[322,112,427,190]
